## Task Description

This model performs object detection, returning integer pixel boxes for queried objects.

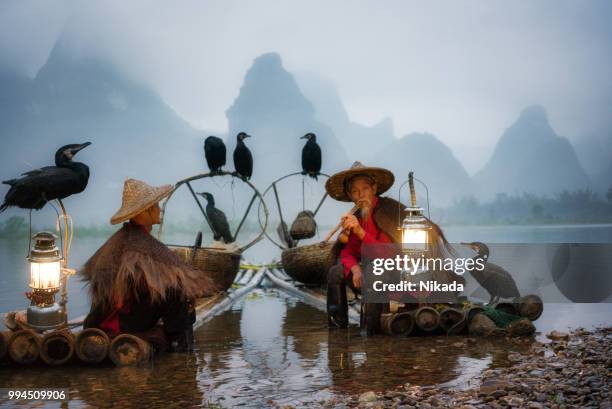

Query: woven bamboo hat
[110,178,174,225]
[325,161,395,202]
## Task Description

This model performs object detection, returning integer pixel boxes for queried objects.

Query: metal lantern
[26,231,64,330]
[400,172,431,255]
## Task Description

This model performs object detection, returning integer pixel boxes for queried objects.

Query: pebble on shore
[319,327,611,409]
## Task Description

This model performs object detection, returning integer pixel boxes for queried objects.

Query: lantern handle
[397,172,431,229]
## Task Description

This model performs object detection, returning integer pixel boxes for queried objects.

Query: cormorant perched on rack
[204,136,226,175]
[463,242,520,304]
[197,192,234,243]
[1,142,92,212]
[300,133,321,180]
[233,132,253,181]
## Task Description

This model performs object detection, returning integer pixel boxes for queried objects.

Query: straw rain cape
[80,222,219,310]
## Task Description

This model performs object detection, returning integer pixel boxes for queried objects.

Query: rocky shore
[318,327,611,409]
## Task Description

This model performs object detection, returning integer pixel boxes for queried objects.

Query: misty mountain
[367,132,473,207]
[0,40,207,224]
[226,53,350,183]
[574,134,612,176]
[474,106,591,199]
[295,71,395,162]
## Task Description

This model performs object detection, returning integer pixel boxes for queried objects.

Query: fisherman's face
[147,203,161,225]
[349,177,377,209]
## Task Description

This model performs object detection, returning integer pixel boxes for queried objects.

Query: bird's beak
[300,135,307,139]
[73,142,92,154]
[245,134,252,138]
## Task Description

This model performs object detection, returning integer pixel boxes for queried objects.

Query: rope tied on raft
[482,305,523,327]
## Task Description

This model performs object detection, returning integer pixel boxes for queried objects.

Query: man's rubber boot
[327,283,349,328]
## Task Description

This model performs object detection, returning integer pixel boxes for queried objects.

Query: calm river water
[1,224,611,408]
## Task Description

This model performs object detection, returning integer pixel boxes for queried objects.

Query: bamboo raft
[265,265,543,338]
[0,263,264,367]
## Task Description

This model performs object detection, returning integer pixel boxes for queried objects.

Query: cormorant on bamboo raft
[463,241,520,304]
[1,142,91,212]
[204,135,226,175]
[233,132,253,181]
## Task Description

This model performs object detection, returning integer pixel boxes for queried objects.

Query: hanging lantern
[26,232,64,330]
[400,172,431,255]
[401,207,430,253]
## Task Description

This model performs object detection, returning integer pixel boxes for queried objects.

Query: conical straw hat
[110,178,174,225]
[325,161,394,202]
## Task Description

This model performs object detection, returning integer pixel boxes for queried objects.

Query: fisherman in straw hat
[80,178,219,352]
[325,162,463,329]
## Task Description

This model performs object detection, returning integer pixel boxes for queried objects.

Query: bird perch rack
[157,171,269,253]
[257,171,330,250]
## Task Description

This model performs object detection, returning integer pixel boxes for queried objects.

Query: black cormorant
[233,132,253,181]
[300,133,321,180]
[197,192,234,243]
[1,142,92,212]
[463,242,520,304]
[204,136,226,174]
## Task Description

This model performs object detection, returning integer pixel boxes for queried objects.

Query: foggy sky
[1,0,611,173]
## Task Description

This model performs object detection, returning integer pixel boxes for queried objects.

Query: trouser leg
[327,263,349,328]
[162,289,195,352]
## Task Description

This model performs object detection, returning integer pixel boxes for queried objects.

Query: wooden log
[380,312,415,336]
[109,334,152,367]
[0,331,10,362]
[494,302,518,316]
[517,294,543,321]
[40,330,75,366]
[439,308,466,335]
[412,306,439,333]
[75,328,110,364]
[8,329,41,364]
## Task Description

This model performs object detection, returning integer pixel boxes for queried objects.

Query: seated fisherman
[81,178,218,352]
[325,162,463,328]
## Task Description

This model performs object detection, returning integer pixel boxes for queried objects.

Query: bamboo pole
[411,306,440,333]
[439,308,466,335]
[109,334,152,367]
[380,312,415,336]
[0,330,10,362]
[40,330,75,366]
[8,329,41,364]
[517,294,543,321]
[75,328,110,364]
[322,206,358,243]
[494,302,518,316]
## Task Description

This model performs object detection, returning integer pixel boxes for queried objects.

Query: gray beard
[358,201,372,221]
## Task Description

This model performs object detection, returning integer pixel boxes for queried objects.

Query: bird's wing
[210,207,233,241]
[16,167,81,194]
[483,263,521,297]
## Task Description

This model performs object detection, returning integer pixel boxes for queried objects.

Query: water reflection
[193,289,537,407]
[0,289,610,408]
[0,354,203,408]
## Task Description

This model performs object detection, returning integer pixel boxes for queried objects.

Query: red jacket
[340,196,393,277]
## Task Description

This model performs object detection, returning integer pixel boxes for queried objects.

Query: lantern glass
[401,208,430,253]
[28,231,62,291]
[29,260,61,290]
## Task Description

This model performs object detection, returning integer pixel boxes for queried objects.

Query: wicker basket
[169,245,241,292]
[281,241,335,286]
